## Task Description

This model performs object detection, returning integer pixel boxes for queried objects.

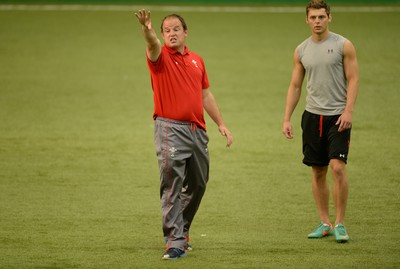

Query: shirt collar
[164,44,190,56]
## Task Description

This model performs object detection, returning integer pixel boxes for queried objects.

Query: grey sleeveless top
[297,32,347,115]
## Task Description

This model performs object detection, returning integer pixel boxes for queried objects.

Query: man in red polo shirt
[135,10,233,260]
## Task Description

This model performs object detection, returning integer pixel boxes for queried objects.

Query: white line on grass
[0,4,399,12]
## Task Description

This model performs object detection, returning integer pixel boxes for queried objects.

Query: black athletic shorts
[301,110,351,167]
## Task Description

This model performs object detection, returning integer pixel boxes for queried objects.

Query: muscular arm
[203,89,233,147]
[336,40,359,132]
[282,49,305,139]
[135,9,161,62]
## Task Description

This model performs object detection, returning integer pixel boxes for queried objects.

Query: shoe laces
[336,225,347,236]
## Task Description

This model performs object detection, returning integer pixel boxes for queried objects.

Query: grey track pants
[154,117,209,250]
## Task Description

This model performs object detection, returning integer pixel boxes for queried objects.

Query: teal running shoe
[334,223,349,243]
[308,222,333,238]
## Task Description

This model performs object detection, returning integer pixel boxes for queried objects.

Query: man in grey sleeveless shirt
[282,0,359,243]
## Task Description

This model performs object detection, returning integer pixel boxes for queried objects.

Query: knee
[330,160,346,179]
[312,166,328,181]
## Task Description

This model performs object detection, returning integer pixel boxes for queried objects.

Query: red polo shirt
[147,45,210,130]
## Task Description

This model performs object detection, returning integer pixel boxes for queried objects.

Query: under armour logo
[339,154,346,158]
[192,59,198,68]
[328,49,334,54]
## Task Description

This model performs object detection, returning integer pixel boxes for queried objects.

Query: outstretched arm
[203,89,233,147]
[282,49,305,139]
[336,40,359,132]
[134,9,161,62]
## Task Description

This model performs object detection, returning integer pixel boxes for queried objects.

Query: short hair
[160,14,188,33]
[306,0,330,16]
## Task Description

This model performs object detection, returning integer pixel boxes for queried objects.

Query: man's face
[306,8,331,35]
[161,17,188,51]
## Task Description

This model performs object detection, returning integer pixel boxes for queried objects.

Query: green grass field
[1,5,400,269]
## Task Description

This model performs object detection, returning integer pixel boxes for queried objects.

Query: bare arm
[282,49,305,139]
[203,89,233,147]
[134,9,161,62]
[336,40,359,132]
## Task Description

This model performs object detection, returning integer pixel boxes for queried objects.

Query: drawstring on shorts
[319,115,324,137]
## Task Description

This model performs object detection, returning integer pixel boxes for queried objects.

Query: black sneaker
[185,235,192,251]
[161,248,186,260]
[185,243,193,251]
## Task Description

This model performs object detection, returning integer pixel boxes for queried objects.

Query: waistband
[156,117,199,131]
[156,117,191,125]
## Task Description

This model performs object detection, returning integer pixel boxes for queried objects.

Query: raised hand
[135,9,152,28]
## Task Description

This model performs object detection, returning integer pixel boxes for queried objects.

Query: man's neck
[312,30,330,42]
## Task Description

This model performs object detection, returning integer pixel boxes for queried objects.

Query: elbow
[290,85,302,96]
